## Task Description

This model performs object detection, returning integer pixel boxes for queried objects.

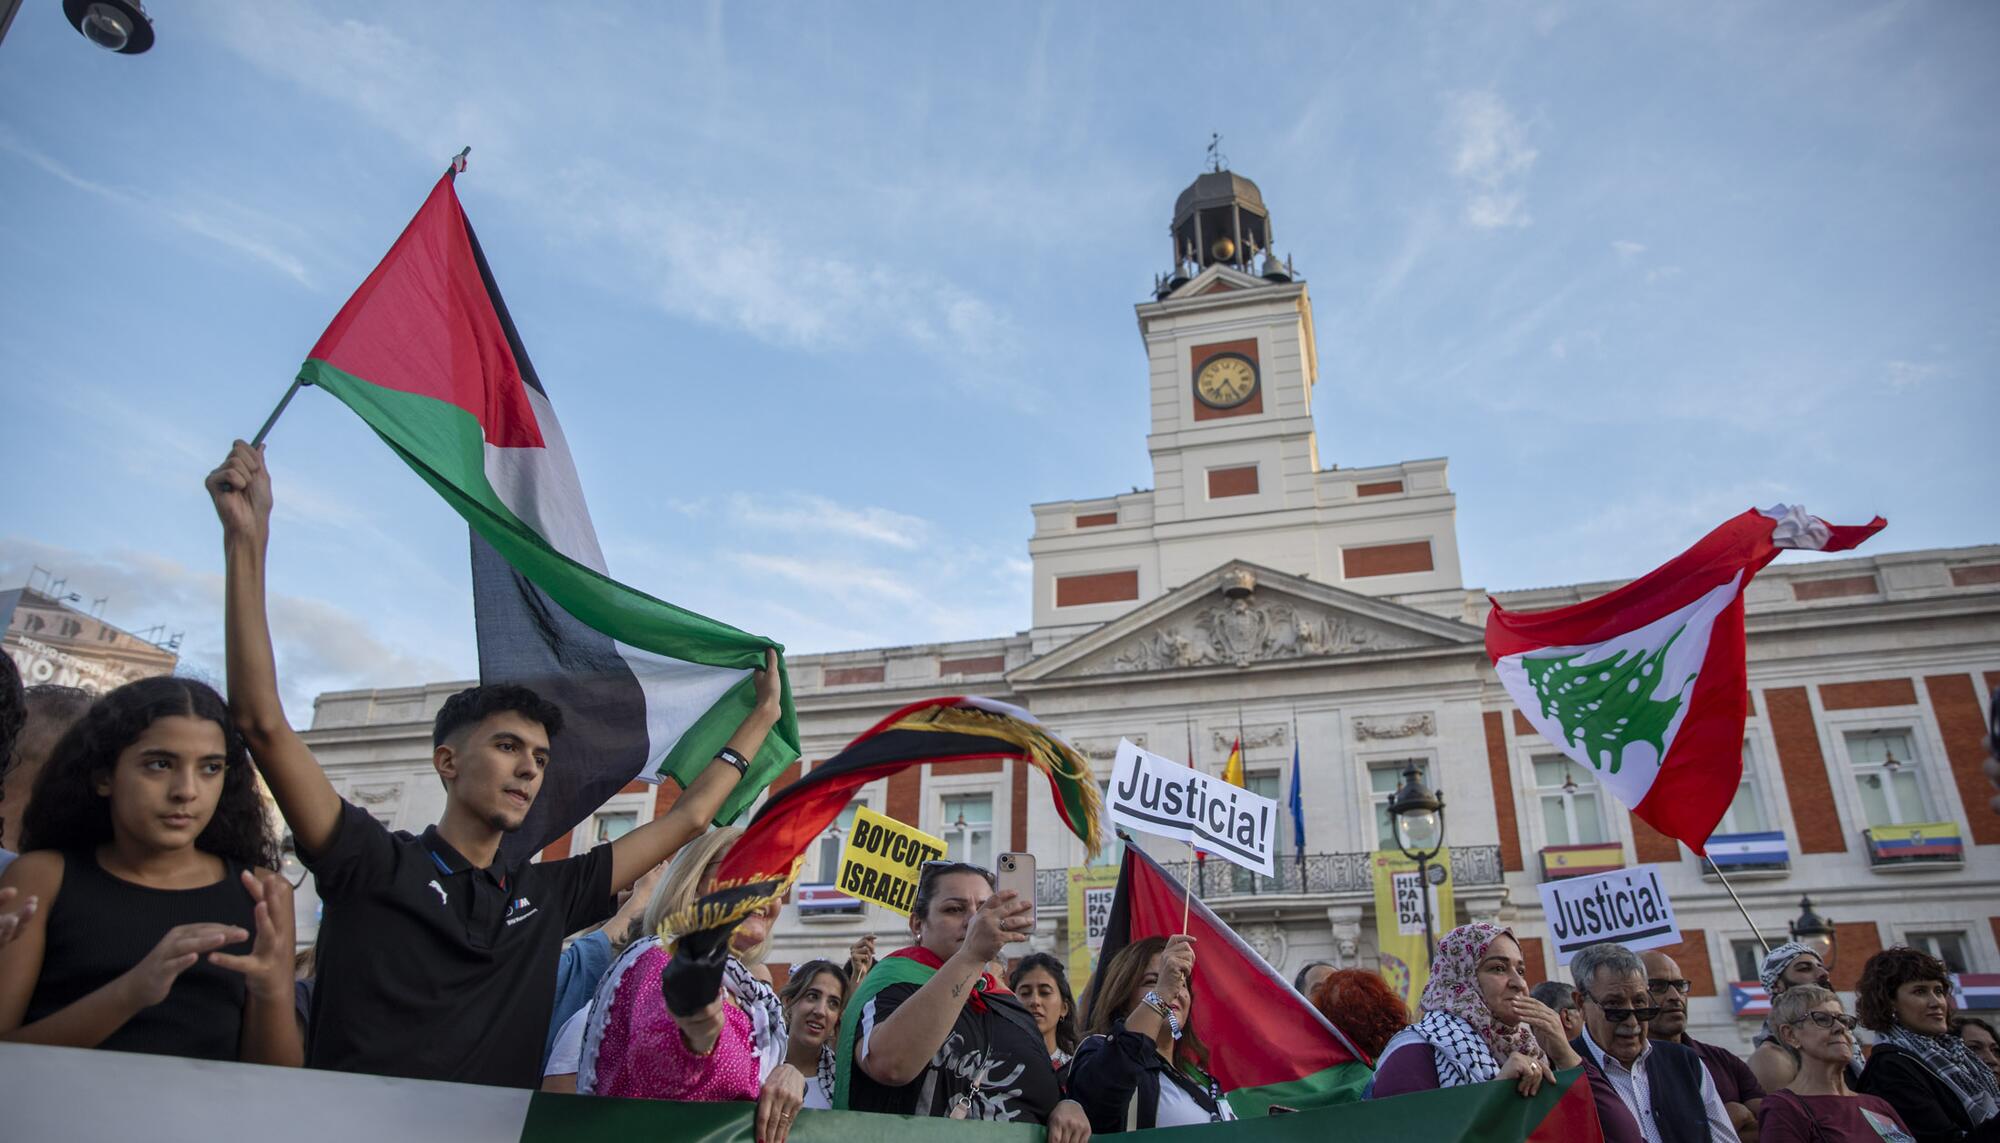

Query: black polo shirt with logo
[303,800,614,1088]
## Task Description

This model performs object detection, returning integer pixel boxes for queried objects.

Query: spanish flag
[1222,736,1245,787]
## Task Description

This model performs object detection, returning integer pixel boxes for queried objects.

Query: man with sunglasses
[1569,943,1737,1142]
[1643,950,1765,1141]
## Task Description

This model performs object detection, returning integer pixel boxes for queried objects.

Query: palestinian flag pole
[254,152,800,858]
[1486,505,1884,943]
[1081,841,1373,1116]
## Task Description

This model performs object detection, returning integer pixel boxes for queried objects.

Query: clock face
[1194,353,1258,409]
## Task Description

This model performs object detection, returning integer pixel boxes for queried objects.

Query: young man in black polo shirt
[208,442,785,1088]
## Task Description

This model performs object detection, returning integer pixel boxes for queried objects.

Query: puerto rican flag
[1953,973,2000,1012]
[1730,982,1771,1017]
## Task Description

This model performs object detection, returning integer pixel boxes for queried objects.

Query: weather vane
[1206,132,1228,173]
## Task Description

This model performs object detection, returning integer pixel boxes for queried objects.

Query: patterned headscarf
[1759,942,1816,995]
[1419,923,1543,1069]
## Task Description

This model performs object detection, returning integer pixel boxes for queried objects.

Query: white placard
[1107,739,1278,876]
[1537,865,1682,966]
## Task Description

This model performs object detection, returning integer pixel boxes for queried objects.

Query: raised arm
[857,891,1029,1087]
[606,648,783,891]
[208,442,343,856]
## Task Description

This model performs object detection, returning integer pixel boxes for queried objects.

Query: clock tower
[1027,165,1464,642]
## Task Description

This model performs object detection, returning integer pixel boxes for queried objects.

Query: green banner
[522,1069,1592,1142]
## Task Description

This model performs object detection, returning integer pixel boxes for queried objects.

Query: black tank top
[25,851,256,1060]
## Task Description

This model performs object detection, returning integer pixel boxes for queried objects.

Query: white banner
[1107,739,1277,875]
[1537,865,1681,966]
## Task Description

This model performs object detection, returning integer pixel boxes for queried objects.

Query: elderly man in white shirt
[1567,943,1736,1143]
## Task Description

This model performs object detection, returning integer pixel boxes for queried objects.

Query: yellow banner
[837,806,947,915]
[1065,865,1121,984]
[1371,850,1455,1015]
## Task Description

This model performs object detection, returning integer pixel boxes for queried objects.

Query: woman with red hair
[1310,968,1410,1064]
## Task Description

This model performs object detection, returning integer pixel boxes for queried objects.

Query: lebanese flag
[1485,506,1884,855]
[297,169,799,859]
[1080,843,1371,1116]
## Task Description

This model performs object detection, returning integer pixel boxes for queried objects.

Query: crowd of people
[0,443,1995,1143]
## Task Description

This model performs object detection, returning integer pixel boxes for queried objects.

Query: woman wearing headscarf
[577,828,807,1143]
[1855,947,2000,1142]
[1370,923,1581,1099]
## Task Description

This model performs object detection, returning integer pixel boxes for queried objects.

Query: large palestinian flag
[1486,505,1883,854]
[298,168,799,859]
[1080,843,1372,1117]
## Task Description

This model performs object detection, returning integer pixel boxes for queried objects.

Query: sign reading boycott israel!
[1537,864,1681,965]
[837,806,947,915]
[1108,739,1278,875]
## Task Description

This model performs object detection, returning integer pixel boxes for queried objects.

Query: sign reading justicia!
[1107,739,1277,875]
[1537,865,1681,965]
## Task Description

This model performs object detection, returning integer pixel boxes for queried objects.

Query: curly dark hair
[0,652,23,777]
[432,683,564,747]
[1854,946,1951,1033]
[1311,968,1411,1062]
[20,676,278,870]
[1010,951,1081,1055]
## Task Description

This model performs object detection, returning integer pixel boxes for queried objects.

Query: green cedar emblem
[1522,629,1696,774]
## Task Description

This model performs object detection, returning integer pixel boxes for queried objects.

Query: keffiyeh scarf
[1411,922,1542,1083]
[1882,1022,2000,1126]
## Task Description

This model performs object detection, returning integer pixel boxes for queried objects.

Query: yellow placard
[1371,850,1455,1015]
[837,806,948,916]
[1065,865,1121,985]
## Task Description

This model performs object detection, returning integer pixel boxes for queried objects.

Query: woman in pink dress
[578,827,806,1143]
[1760,985,1914,1142]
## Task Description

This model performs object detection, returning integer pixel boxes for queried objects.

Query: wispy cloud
[1444,91,1538,229]
[1611,239,1647,259]
[675,493,932,549]
[1885,359,1945,390]
[0,132,317,287]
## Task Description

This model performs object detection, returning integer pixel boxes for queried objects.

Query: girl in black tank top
[0,678,299,1065]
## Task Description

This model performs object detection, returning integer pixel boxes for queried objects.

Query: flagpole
[1183,839,1195,934]
[1705,853,1771,955]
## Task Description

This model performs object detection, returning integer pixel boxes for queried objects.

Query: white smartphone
[996,851,1037,906]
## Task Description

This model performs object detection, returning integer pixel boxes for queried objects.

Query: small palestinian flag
[1081,843,1371,1116]
[298,168,800,858]
[700,696,1102,898]
[1486,505,1884,854]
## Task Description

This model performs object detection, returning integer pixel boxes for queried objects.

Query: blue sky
[2,2,1994,711]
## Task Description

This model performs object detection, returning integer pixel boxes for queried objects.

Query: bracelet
[715,747,749,775]
[1141,990,1182,1041]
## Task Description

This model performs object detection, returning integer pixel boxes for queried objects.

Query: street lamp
[1790,895,1836,966]
[1388,763,1447,962]
[64,0,153,54]
[278,832,309,889]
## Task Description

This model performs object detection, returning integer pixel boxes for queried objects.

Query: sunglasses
[1583,994,1662,1024]
[1647,978,1692,995]
[1789,1011,1859,1032]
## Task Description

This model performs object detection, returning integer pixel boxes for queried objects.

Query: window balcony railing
[1865,822,1964,870]
[1032,845,1506,907]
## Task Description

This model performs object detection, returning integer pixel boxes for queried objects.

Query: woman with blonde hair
[1759,985,1912,1142]
[577,827,806,1143]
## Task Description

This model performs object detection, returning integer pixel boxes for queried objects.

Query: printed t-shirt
[848,979,1062,1122]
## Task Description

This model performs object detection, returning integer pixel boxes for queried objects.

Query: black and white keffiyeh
[1882,1023,2000,1126]
[1410,1010,1506,1086]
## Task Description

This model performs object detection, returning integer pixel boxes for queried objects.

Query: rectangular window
[1845,730,1929,827]
[1907,932,1970,974]
[1731,940,1765,985]
[941,794,994,868]
[1533,754,1607,847]
[1369,760,1429,851]
[593,811,638,844]
[816,803,863,884]
[1716,741,1771,834]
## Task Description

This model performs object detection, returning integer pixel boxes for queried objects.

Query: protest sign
[1065,865,1121,983]
[836,806,947,915]
[1537,864,1680,965]
[1371,851,1454,1012]
[1108,739,1278,875]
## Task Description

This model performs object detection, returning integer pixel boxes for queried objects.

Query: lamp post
[1790,895,1836,966]
[63,0,154,53]
[1388,763,1447,962]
